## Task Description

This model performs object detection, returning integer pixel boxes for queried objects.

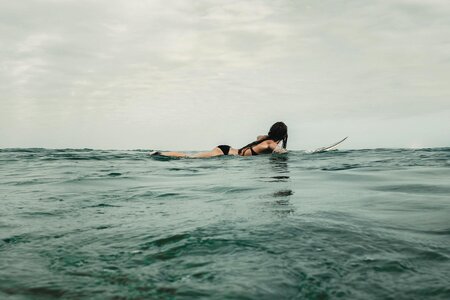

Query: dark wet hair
[268,121,288,148]
[238,121,288,154]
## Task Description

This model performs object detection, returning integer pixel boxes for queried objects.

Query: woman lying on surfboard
[151,121,288,158]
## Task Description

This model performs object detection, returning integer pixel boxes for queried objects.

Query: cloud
[0,0,449,149]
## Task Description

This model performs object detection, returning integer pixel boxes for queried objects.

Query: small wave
[353,257,415,273]
[415,250,449,261]
[0,149,147,161]
[321,163,362,171]
[95,225,112,230]
[140,233,190,250]
[1,234,30,247]
[107,172,122,177]
[156,192,182,198]
[168,168,199,173]
[1,286,67,299]
[372,184,450,195]
[20,211,61,217]
[202,186,258,194]
[0,148,47,153]
[88,203,121,208]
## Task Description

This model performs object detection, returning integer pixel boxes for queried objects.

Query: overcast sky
[1,0,449,150]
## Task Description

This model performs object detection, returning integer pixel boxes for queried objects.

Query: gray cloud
[1,0,449,149]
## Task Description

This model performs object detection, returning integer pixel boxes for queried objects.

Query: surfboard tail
[310,136,348,153]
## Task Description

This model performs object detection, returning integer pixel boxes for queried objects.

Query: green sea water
[0,148,449,299]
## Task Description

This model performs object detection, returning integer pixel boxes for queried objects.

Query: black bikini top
[241,147,259,156]
[240,141,274,156]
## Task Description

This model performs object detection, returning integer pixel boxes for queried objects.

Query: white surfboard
[308,137,348,153]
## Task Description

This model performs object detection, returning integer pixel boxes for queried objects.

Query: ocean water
[0,148,449,300]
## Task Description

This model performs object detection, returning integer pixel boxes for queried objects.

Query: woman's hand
[272,144,288,154]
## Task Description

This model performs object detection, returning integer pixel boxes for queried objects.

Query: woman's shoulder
[261,139,278,148]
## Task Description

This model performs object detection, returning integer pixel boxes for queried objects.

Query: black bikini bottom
[217,145,231,155]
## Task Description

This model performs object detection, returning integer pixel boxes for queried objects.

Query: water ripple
[0,148,449,299]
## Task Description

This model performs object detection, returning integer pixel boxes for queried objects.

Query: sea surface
[0,148,449,300]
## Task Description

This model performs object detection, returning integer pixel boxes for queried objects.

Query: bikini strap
[239,137,271,155]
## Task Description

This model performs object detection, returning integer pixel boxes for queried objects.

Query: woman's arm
[257,135,268,141]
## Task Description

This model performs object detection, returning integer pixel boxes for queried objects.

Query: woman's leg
[159,147,224,158]
[190,147,224,158]
[158,151,189,157]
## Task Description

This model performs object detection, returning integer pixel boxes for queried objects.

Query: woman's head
[268,122,288,148]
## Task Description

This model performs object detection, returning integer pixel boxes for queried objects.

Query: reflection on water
[269,155,290,182]
[267,155,294,216]
[271,189,294,216]
[272,189,294,198]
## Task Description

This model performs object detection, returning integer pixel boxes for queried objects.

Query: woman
[152,122,288,158]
